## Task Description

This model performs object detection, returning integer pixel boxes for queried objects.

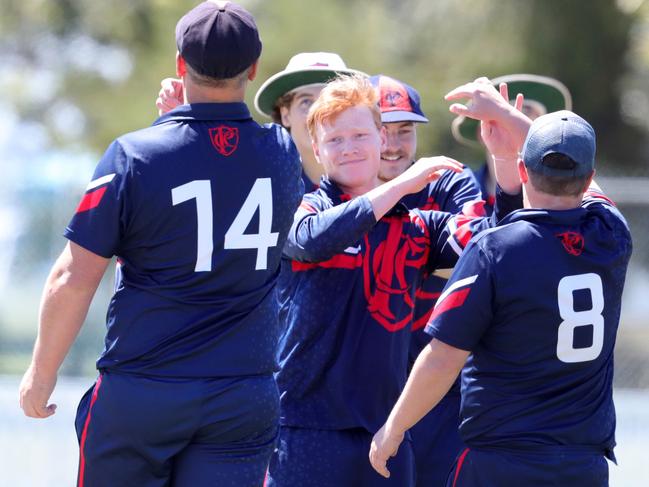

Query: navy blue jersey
[301,169,319,193]
[426,189,632,456]
[401,168,483,365]
[65,103,303,377]
[276,177,519,433]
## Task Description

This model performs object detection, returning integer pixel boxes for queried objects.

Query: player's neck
[335,177,381,198]
[183,80,247,104]
[524,186,582,210]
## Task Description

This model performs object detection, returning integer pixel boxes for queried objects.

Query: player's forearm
[30,268,97,377]
[286,198,376,262]
[383,339,469,437]
[365,171,421,220]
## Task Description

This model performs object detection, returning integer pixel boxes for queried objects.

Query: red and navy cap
[369,74,429,123]
[176,1,262,79]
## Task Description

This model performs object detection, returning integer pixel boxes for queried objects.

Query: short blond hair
[307,74,381,141]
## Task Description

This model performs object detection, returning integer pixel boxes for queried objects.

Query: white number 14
[172,178,278,272]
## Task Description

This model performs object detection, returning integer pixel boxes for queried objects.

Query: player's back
[460,192,632,453]
[66,103,303,377]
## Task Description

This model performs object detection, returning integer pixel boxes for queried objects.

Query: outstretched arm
[286,157,464,262]
[19,242,109,418]
[369,339,469,478]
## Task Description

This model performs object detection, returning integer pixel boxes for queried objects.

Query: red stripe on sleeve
[76,186,108,213]
[428,288,471,323]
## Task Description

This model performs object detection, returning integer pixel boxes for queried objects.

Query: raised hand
[155,78,184,116]
[480,83,525,160]
[400,156,464,194]
[445,77,513,122]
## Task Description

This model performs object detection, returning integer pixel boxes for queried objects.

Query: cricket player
[370,84,632,487]
[267,74,526,487]
[19,2,302,486]
[371,74,483,486]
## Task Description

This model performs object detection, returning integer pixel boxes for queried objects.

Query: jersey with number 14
[426,189,632,456]
[64,103,303,378]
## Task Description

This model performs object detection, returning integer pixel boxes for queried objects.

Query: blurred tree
[0,0,647,168]
[519,0,646,170]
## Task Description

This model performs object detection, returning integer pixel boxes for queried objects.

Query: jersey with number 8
[425,189,632,456]
[65,103,303,378]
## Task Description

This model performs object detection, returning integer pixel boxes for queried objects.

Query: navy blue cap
[369,75,428,123]
[522,110,596,177]
[176,1,262,79]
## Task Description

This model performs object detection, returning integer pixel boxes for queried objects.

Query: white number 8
[556,273,604,363]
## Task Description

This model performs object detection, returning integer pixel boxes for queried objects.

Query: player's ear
[176,53,186,78]
[583,169,596,192]
[247,60,259,82]
[379,125,387,153]
[518,159,529,184]
[280,105,291,128]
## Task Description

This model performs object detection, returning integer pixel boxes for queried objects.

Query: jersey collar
[152,102,253,125]
[501,207,587,226]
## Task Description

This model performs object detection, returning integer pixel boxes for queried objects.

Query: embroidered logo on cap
[379,76,413,113]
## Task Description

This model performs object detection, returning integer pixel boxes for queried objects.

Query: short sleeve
[64,140,130,258]
[425,239,494,351]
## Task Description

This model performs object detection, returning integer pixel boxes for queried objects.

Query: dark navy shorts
[74,371,279,487]
[266,425,414,487]
[410,392,464,486]
[446,446,609,487]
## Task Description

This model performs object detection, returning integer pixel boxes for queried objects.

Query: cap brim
[381,111,429,123]
[451,74,572,147]
[254,67,366,118]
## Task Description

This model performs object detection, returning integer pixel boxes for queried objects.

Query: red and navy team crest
[556,231,584,256]
[209,125,239,156]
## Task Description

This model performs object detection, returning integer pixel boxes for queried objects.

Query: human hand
[155,78,184,115]
[369,424,405,478]
[480,83,524,160]
[401,156,464,194]
[445,77,514,123]
[19,364,58,418]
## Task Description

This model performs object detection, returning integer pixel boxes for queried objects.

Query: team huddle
[19,2,632,487]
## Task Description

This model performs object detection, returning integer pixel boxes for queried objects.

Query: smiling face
[379,121,417,181]
[312,105,386,196]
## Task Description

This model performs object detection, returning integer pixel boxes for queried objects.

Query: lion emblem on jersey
[209,125,239,156]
